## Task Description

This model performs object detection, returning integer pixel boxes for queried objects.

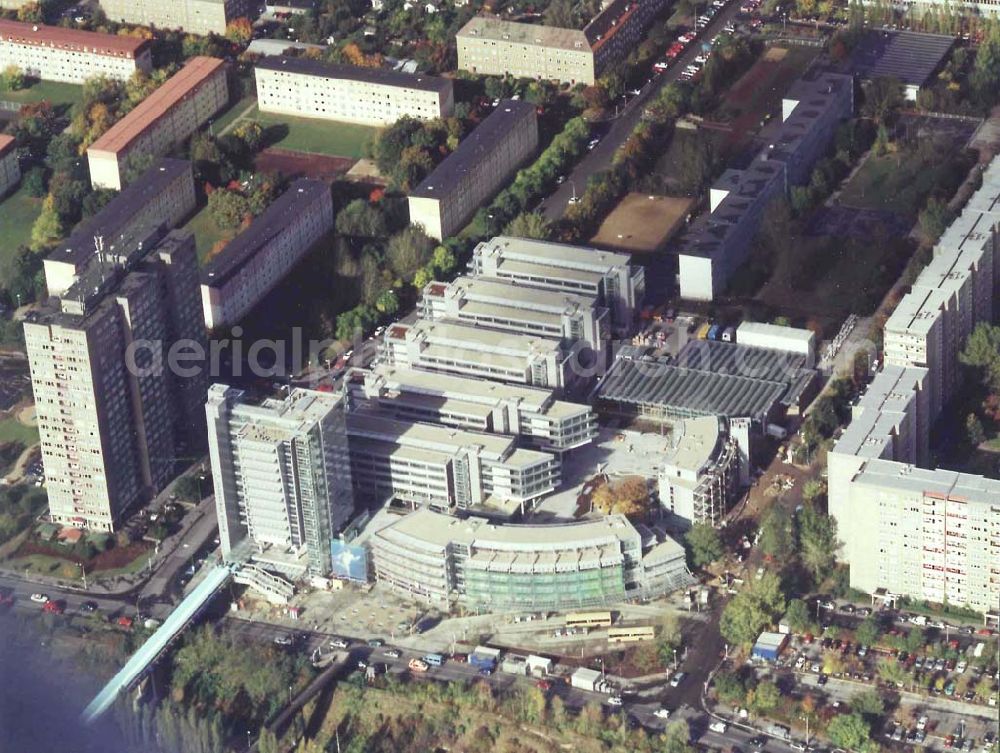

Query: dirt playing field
[590,193,694,253]
[254,148,356,180]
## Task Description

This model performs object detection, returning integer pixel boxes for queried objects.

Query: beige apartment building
[201,179,334,329]
[0,20,152,84]
[98,0,252,36]
[87,56,228,191]
[0,134,19,198]
[256,56,454,126]
[408,99,537,240]
[25,163,206,532]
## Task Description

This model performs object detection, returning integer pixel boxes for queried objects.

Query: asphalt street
[541,0,743,221]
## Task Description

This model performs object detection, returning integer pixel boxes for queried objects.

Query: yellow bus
[565,611,613,629]
[608,625,655,644]
[695,323,712,340]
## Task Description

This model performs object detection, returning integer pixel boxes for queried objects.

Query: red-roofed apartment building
[0,20,152,84]
[87,56,229,191]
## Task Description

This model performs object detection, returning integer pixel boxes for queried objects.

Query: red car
[117,615,134,629]
[536,679,552,691]
[42,600,65,615]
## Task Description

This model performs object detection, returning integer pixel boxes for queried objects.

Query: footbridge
[81,563,236,724]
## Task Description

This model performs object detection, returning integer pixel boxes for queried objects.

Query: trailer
[570,667,603,692]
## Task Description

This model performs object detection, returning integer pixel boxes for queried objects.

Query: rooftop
[475,235,633,273]
[0,19,149,57]
[849,29,954,88]
[832,365,927,460]
[88,56,226,156]
[256,55,452,93]
[737,321,815,345]
[208,383,344,433]
[46,158,192,273]
[457,16,589,52]
[202,178,329,288]
[664,416,722,473]
[854,457,1000,506]
[389,319,563,357]
[410,100,536,199]
[426,275,599,314]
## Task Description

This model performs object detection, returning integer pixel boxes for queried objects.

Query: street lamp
[79,562,87,590]
[245,730,251,752]
[800,714,811,747]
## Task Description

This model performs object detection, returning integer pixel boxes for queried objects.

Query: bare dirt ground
[254,148,356,180]
[590,193,694,253]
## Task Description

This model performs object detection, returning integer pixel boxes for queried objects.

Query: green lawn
[183,203,236,264]
[239,104,378,159]
[0,416,38,446]
[211,95,256,134]
[0,80,83,109]
[0,184,44,285]
[838,151,955,218]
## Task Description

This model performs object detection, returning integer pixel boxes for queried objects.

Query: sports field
[591,193,694,253]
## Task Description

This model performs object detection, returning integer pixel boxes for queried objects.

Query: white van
[709,721,728,734]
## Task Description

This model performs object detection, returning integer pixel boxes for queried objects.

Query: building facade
[676,69,853,301]
[200,178,333,329]
[382,319,572,390]
[98,0,251,36]
[255,56,454,126]
[43,159,198,297]
[408,100,538,240]
[370,509,693,608]
[659,416,747,528]
[0,20,151,84]
[420,275,610,368]
[0,134,20,198]
[87,56,228,191]
[348,364,598,451]
[347,412,560,512]
[25,228,206,532]
[470,236,644,337]
[207,385,354,577]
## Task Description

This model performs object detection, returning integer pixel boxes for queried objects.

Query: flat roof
[665,416,722,473]
[737,321,815,346]
[849,29,954,87]
[457,16,589,52]
[0,19,149,57]
[832,365,927,459]
[88,56,225,156]
[476,235,633,273]
[428,275,598,313]
[347,411,520,460]
[410,100,536,199]
[394,319,563,356]
[854,457,1000,506]
[256,55,452,93]
[368,364,556,411]
[202,178,329,288]
[47,158,192,272]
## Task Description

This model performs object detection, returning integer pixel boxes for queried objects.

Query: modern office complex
[0,20,152,84]
[43,159,198,297]
[408,100,538,240]
[206,385,354,577]
[420,275,610,367]
[347,364,598,451]
[87,56,228,191]
[201,179,333,329]
[347,412,561,513]
[457,0,667,85]
[255,56,454,126]
[470,236,644,337]
[0,134,20,198]
[97,0,251,36]
[25,226,207,532]
[676,69,853,301]
[659,416,748,528]
[829,159,1000,617]
[370,509,693,609]
[382,319,573,390]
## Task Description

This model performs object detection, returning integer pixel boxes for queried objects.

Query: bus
[565,611,613,629]
[422,653,445,667]
[607,625,655,644]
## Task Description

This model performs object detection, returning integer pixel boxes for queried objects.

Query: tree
[801,478,826,505]
[544,0,577,26]
[386,225,434,280]
[1,64,25,91]
[720,572,786,647]
[960,323,1000,392]
[850,689,885,720]
[685,523,724,568]
[233,120,264,152]
[336,199,388,238]
[676,134,716,195]
[590,477,651,518]
[662,719,693,753]
[798,504,839,582]
[504,211,552,240]
[30,197,63,249]
[748,680,781,717]
[965,413,986,447]
[207,188,250,230]
[855,616,881,648]
[374,289,399,316]
[759,506,795,559]
[713,670,750,705]
[22,167,46,198]
[225,17,253,44]
[919,198,952,242]
[876,657,909,688]
[826,712,872,752]
[862,77,903,126]
[784,599,812,633]
[430,244,456,276]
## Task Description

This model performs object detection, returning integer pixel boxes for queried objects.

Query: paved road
[541,0,742,221]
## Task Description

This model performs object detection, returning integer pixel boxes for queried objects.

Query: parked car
[408,658,429,673]
[273,634,294,647]
[654,708,671,719]
[384,649,401,659]
[669,672,686,688]
[607,696,624,706]
[42,600,64,614]
[29,593,49,604]
[329,638,350,649]
[367,638,384,648]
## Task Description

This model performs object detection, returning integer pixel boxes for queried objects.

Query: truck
[721,326,736,343]
[765,423,788,440]
[707,324,722,341]
[695,323,711,340]
[908,614,928,626]
[469,646,501,672]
